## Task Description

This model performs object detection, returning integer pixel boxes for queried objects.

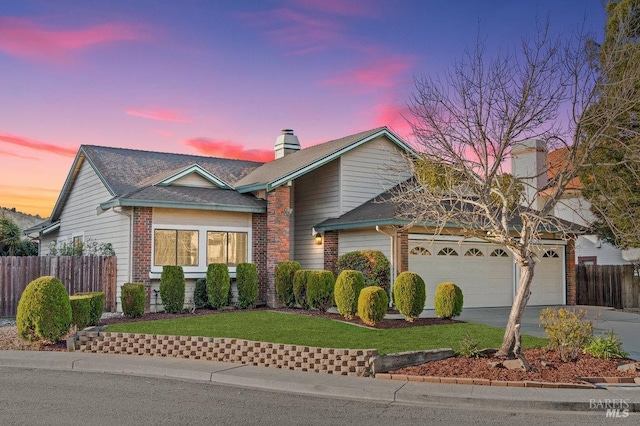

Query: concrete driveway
[420,305,640,361]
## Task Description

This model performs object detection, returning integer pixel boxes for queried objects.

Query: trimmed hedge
[75,291,105,326]
[337,250,390,292]
[121,283,145,318]
[393,272,426,322]
[160,266,185,314]
[69,295,92,329]
[237,263,259,309]
[307,270,335,312]
[434,282,464,319]
[207,263,230,309]
[275,261,301,307]
[357,286,389,326]
[16,276,72,342]
[194,278,210,309]
[293,270,313,309]
[334,270,365,320]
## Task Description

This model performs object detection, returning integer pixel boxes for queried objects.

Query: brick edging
[375,373,640,389]
[72,330,377,377]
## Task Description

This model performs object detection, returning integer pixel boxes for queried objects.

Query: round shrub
[393,272,426,322]
[275,261,301,307]
[121,283,145,318]
[69,294,92,329]
[236,263,259,309]
[16,276,72,342]
[337,250,390,292]
[293,270,312,309]
[194,278,210,309]
[357,286,389,326]
[334,270,365,319]
[434,282,464,319]
[307,270,335,312]
[160,265,185,314]
[207,263,230,309]
[76,292,105,326]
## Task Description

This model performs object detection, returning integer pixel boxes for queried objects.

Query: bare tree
[392,16,640,361]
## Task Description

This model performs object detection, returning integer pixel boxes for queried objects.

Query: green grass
[106,311,547,355]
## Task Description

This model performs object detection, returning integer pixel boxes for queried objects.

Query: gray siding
[338,229,391,258]
[340,136,410,214]
[293,160,340,269]
[40,160,131,306]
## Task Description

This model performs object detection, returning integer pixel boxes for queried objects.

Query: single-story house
[27,127,576,311]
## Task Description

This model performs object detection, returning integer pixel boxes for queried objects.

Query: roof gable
[157,164,231,189]
[235,127,417,192]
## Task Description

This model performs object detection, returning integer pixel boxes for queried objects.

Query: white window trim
[150,223,252,279]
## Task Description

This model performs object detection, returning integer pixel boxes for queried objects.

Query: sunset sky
[0,0,605,218]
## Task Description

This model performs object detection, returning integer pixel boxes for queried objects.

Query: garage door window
[542,250,559,258]
[410,247,431,255]
[437,247,458,256]
[490,249,508,257]
[464,248,483,257]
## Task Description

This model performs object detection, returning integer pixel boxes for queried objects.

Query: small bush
[357,286,389,326]
[160,266,185,314]
[539,307,594,362]
[307,270,335,312]
[121,283,145,318]
[334,270,365,320]
[434,282,463,319]
[275,261,301,307]
[194,278,210,309]
[337,250,390,292]
[237,263,259,309]
[207,263,230,309]
[293,270,313,309]
[393,272,426,322]
[583,331,628,360]
[75,292,105,326]
[456,333,485,358]
[16,276,72,342]
[69,295,92,329]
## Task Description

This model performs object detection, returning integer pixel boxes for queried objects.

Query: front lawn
[106,311,546,355]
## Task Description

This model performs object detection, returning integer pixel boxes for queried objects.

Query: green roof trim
[99,198,266,213]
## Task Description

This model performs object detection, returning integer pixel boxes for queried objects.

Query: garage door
[408,240,514,308]
[517,245,565,306]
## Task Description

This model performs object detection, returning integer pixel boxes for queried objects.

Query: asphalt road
[0,367,636,425]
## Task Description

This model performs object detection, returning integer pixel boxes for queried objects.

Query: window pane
[177,230,199,266]
[207,232,227,264]
[154,230,176,266]
[228,232,248,266]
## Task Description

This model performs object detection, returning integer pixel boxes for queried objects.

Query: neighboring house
[26,127,575,311]
[512,140,637,267]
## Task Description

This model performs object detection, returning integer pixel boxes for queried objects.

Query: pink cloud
[0,148,38,160]
[372,102,415,142]
[0,133,76,157]
[240,9,343,55]
[184,138,274,163]
[324,54,416,93]
[126,108,191,123]
[0,17,144,64]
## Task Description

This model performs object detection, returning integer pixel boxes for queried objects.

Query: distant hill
[0,207,47,233]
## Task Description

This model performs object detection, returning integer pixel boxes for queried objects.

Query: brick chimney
[274,129,300,159]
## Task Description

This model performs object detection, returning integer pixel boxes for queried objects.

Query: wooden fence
[575,264,639,309]
[0,256,117,317]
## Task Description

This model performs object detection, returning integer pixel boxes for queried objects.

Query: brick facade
[323,230,339,275]
[252,212,268,304]
[131,207,152,311]
[565,237,576,305]
[397,229,408,273]
[266,185,292,307]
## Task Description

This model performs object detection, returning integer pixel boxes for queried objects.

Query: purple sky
[0,0,606,217]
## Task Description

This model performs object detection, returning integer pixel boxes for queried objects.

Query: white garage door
[518,245,565,306]
[408,240,514,308]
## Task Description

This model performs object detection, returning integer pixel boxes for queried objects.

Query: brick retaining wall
[73,330,377,377]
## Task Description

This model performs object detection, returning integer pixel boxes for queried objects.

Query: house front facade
[28,127,576,311]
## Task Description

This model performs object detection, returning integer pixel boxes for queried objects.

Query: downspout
[376,226,396,306]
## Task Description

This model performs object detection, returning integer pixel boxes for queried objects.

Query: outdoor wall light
[314,233,323,245]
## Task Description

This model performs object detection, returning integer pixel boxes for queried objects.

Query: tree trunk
[496,260,534,359]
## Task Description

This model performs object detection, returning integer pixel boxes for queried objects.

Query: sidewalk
[0,350,638,413]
